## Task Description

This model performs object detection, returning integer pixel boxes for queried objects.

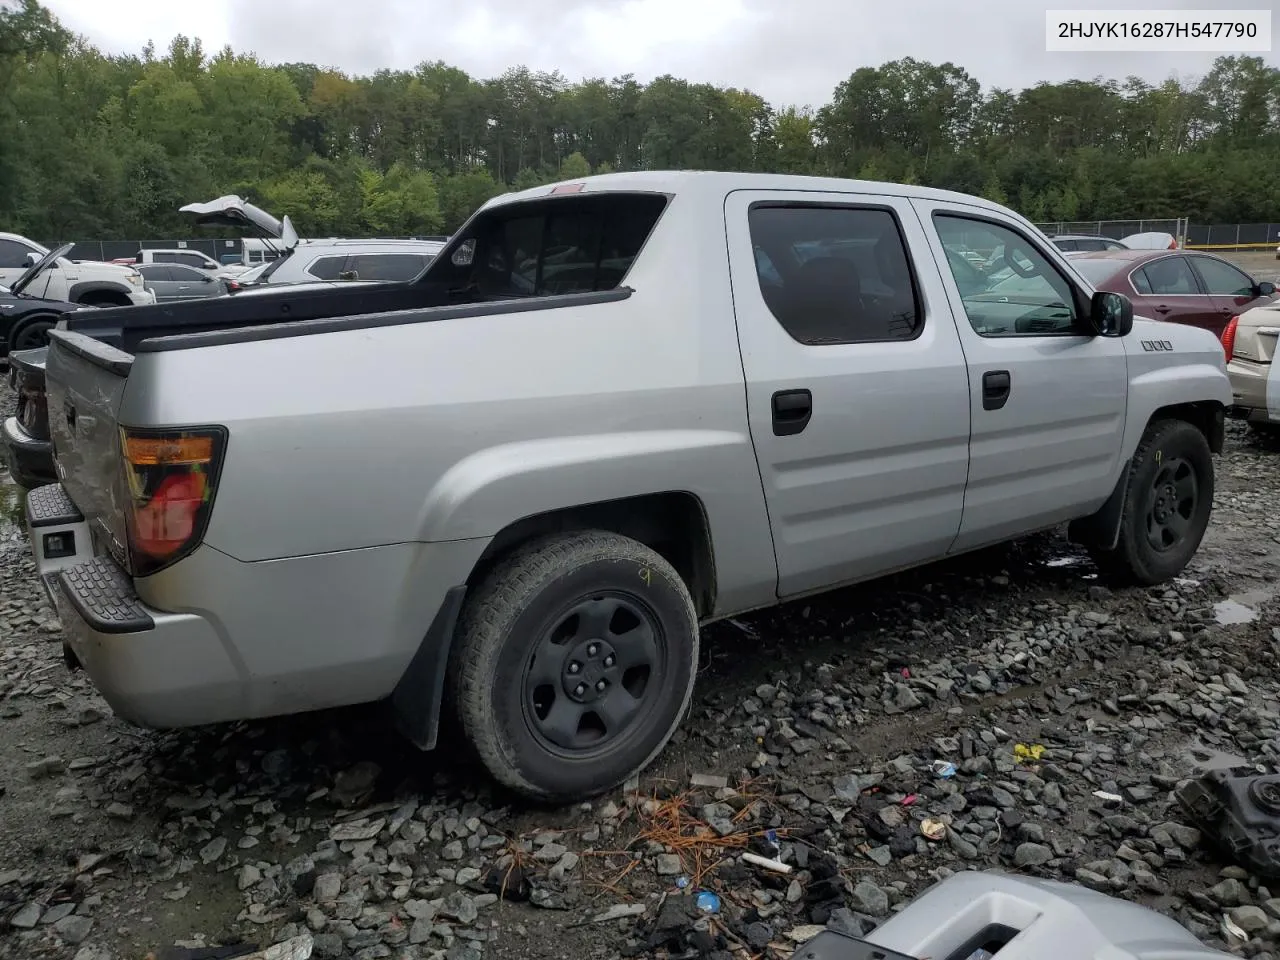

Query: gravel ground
[3,380,1280,960]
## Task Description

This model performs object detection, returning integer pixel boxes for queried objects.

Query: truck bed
[66,279,460,355]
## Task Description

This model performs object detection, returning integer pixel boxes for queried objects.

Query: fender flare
[414,430,746,543]
[67,280,131,304]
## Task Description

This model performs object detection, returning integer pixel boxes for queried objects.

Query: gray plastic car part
[796,870,1230,960]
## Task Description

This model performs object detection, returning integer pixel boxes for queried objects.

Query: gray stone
[10,902,42,928]
[1014,843,1053,868]
[238,864,263,891]
[440,892,479,926]
[39,902,76,925]
[409,917,434,944]
[533,842,568,862]
[404,900,436,920]
[866,845,893,867]
[52,914,93,944]
[440,840,465,861]
[656,854,683,876]
[1211,878,1250,907]
[1231,905,1270,934]
[851,880,889,917]
[199,836,227,864]
[313,933,345,958]
[314,873,342,901]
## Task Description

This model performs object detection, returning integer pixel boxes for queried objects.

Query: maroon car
[1068,250,1277,340]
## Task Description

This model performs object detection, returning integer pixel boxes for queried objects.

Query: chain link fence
[1033,218,1189,244]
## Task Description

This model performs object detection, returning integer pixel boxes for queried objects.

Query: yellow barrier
[1184,242,1277,250]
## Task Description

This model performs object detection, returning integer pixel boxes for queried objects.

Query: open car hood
[10,242,73,296]
[179,195,299,251]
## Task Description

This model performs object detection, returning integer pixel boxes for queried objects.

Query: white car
[181,196,443,286]
[0,233,155,307]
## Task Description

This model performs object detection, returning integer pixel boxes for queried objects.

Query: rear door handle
[771,389,812,436]
[1154,305,1171,314]
[982,370,1011,411]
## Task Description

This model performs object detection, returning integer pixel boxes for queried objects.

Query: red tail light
[120,426,227,576]
[1222,315,1239,362]
[1168,239,1177,250]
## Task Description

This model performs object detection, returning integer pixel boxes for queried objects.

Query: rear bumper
[1227,357,1273,424]
[23,483,488,729]
[1,415,55,488]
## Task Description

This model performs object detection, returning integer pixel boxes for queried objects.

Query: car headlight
[126,274,142,286]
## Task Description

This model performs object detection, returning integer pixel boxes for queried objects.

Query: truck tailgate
[45,330,134,567]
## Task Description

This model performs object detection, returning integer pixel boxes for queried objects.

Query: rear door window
[1141,257,1200,295]
[345,253,430,281]
[747,204,923,344]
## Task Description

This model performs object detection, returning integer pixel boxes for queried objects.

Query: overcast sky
[41,0,1279,108]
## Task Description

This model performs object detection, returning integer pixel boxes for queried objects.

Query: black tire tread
[8,313,58,351]
[1090,418,1212,586]
[452,530,698,801]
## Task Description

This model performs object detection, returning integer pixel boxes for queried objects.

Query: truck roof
[485,170,1016,217]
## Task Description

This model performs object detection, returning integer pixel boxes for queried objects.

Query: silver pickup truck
[22,172,1231,803]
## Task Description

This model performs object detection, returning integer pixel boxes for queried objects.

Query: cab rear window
[435,193,668,299]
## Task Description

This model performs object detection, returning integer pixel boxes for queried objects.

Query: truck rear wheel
[1089,419,1213,586]
[452,531,699,802]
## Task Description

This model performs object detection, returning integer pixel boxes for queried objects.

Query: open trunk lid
[45,330,134,569]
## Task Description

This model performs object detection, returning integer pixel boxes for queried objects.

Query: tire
[452,530,699,803]
[8,314,57,352]
[1089,419,1214,586]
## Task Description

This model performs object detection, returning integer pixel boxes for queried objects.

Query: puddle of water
[1044,556,1088,568]
[1214,587,1277,626]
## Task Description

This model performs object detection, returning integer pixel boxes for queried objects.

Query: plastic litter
[764,828,780,851]
[932,760,957,779]
[1177,770,1280,877]
[921,819,947,840]
[789,869,1233,960]
[1013,743,1045,763]
[742,852,793,874]
[901,793,918,806]
[1092,790,1124,803]
[675,876,690,889]
[694,890,721,915]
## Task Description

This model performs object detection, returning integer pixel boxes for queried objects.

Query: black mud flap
[389,585,467,752]
[1067,465,1129,551]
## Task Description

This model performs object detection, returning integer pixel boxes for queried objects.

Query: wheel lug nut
[568,662,581,674]
[604,655,615,667]
[574,683,586,696]
[587,643,598,657]
[596,680,607,691]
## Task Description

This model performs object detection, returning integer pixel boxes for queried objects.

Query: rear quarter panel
[119,189,780,617]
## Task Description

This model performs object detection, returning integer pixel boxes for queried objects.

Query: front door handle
[1154,305,1171,314]
[982,370,1011,411]
[771,389,812,436]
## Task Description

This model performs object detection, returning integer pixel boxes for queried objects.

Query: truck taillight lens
[1222,315,1239,362]
[120,426,226,577]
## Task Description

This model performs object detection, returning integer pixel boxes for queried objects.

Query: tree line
[1,0,1278,240]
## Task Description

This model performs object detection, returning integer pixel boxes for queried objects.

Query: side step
[57,558,154,635]
[25,483,83,528]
